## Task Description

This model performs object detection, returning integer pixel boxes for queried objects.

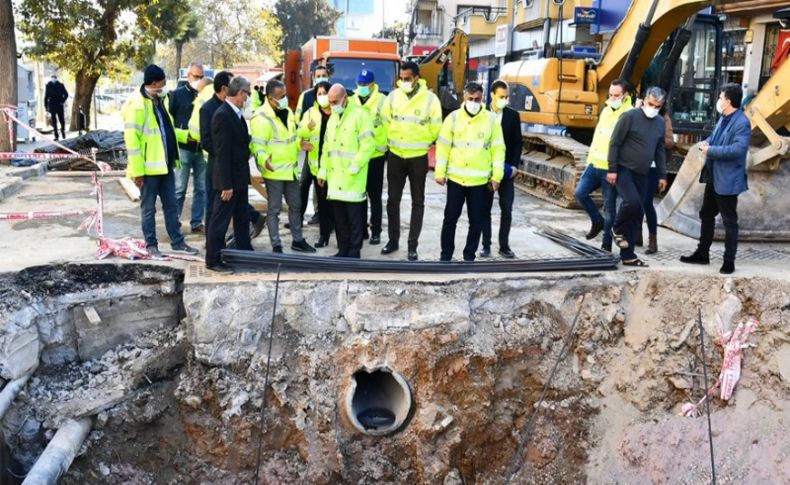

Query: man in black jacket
[480,80,522,259]
[169,62,207,233]
[205,76,253,272]
[44,75,68,140]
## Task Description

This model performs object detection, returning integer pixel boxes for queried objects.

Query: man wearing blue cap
[351,69,388,245]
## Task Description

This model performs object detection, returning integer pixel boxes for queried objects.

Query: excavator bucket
[658,56,790,241]
[657,146,790,241]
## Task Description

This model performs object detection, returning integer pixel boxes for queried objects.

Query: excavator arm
[419,28,469,115]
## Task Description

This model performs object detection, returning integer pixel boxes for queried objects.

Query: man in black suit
[205,76,253,272]
[44,74,68,140]
[480,80,523,259]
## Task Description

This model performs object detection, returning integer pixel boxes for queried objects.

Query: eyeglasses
[243,90,252,96]
[190,74,204,79]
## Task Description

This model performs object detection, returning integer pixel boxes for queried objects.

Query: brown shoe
[645,234,657,254]
[191,224,205,234]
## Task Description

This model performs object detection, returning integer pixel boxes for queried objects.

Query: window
[759,23,781,89]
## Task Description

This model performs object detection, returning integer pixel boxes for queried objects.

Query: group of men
[124,60,750,274]
[123,61,523,270]
[576,80,750,274]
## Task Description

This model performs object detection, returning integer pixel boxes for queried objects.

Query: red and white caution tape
[0,209,95,221]
[0,151,96,160]
[681,317,759,417]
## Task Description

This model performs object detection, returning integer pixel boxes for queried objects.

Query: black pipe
[619,0,661,83]
[658,16,697,92]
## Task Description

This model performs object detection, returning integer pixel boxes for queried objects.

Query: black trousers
[613,166,646,261]
[386,152,428,251]
[317,182,334,240]
[440,181,488,262]
[333,200,365,258]
[364,154,386,236]
[300,163,315,220]
[482,176,514,250]
[205,165,260,241]
[697,182,739,262]
[49,106,65,138]
[205,187,252,267]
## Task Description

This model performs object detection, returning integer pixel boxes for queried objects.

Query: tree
[192,0,283,68]
[274,0,342,51]
[173,11,200,78]
[0,0,17,155]
[375,22,408,58]
[18,0,189,130]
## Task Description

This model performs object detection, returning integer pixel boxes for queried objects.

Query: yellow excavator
[658,53,790,240]
[500,0,717,207]
[416,28,469,117]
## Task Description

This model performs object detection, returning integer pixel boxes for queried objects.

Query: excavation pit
[0,264,788,484]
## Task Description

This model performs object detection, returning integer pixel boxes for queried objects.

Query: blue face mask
[356,85,370,97]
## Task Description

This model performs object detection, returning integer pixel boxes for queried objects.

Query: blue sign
[572,45,599,55]
[574,7,599,25]
[591,0,629,34]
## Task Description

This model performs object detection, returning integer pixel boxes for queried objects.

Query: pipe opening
[345,367,412,436]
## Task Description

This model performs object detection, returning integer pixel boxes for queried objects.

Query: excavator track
[513,134,591,209]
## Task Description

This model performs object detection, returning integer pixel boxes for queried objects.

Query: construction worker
[251,84,265,109]
[435,82,505,262]
[194,72,266,243]
[169,63,207,234]
[122,64,198,257]
[296,65,331,226]
[250,80,315,254]
[575,78,632,252]
[351,68,388,245]
[297,81,334,247]
[381,61,442,261]
[480,79,522,259]
[317,84,376,258]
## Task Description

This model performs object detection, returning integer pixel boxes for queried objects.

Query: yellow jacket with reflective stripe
[251,89,264,110]
[250,101,300,181]
[188,87,216,143]
[587,97,633,169]
[296,103,324,177]
[350,84,388,156]
[318,102,376,202]
[382,79,441,158]
[434,107,505,187]
[122,92,183,178]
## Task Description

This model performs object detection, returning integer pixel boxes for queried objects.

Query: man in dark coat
[44,75,68,140]
[680,83,751,274]
[204,76,253,272]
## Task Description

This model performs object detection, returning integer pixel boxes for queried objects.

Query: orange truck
[284,36,400,109]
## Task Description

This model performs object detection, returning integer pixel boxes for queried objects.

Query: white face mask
[189,80,201,91]
[331,103,345,115]
[277,96,289,110]
[315,76,329,85]
[146,87,167,99]
[607,98,623,109]
[495,98,508,110]
[465,100,482,115]
[243,96,251,110]
[399,80,414,93]
[643,106,660,119]
[317,95,329,108]
[716,99,726,114]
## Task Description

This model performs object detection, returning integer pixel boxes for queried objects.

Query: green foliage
[17,0,190,78]
[189,0,283,67]
[375,22,408,57]
[274,0,342,51]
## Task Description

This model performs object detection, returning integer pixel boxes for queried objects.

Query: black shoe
[499,248,516,259]
[601,242,612,252]
[308,213,320,225]
[332,251,343,257]
[585,220,604,240]
[381,242,399,255]
[369,234,381,245]
[292,239,316,253]
[720,260,735,274]
[272,245,283,253]
[679,251,710,265]
[407,250,418,261]
[172,242,199,255]
[315,236,329,248]
[206,263,233,274]
[363,230,370,240]
[250,216,266,239]
[479,246,491,258]
[147,246,163,258]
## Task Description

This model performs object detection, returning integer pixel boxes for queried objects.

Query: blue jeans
[140,170,185,249]
[574,165,616,245]
[175,148,207,229]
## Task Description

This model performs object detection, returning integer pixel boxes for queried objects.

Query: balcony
[457,6,510,40]
[514,0,575,32]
